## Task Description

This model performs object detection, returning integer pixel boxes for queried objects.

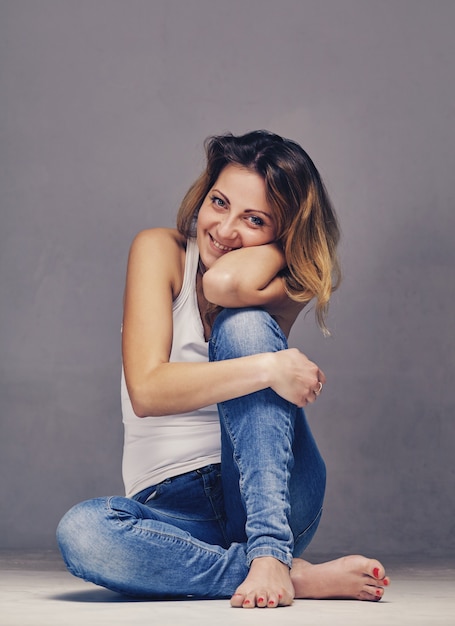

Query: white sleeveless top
[121,237,221,497]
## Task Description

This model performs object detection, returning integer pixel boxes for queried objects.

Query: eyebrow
[212,189,230,205]
[211,188,273,220]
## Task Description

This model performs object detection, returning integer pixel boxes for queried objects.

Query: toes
[242,591,263,608]
[231,590,288,608]
[369,559,389,585]
[363,584,384,601]
[371,561,385,580]
[230,593,245,608]
[256,593,268,608]
[359,589,382,602]
[266,593,281,608]
[239,590,259,608]
[267,596,279,608]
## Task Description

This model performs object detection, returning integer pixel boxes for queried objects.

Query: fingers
[305,369,326,406]
[271,350,326,407]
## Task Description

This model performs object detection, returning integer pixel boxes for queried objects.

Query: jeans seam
[106,497,227,557]
[201,473,231,548]
[293,506,323,548]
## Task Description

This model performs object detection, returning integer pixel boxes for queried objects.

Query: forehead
[213,165,269,206]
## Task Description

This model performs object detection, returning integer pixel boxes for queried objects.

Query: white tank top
[121,237,221,497]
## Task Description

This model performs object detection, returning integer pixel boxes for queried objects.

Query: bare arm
[202,243,287,307]
[202,243,305,335]
[122,231,323,418]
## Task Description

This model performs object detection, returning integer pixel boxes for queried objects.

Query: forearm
[203,244,286,307]
[126,353,274,418]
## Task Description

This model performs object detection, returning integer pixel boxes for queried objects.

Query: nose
[216,213,239,241]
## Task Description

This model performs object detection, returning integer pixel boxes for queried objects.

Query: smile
[210,234,234,252]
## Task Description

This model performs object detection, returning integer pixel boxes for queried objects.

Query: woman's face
[196,164,277,269]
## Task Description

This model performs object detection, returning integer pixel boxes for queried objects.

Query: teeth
[211,236,233,252]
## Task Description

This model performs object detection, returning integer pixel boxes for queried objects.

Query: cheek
[196,207,213,248]
[242,231,275,247]
[196,204,211,229]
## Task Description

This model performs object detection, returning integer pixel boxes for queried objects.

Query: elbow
[131,402,150,419]
[202,268,238,305]
[128,383,162,418]
[130,393,152,418]
[203,269,262,308]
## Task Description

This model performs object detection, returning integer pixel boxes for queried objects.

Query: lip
[209,233,235,253]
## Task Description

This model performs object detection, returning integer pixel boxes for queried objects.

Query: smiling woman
[195,164,284,329]
[56,130,389,608]
[178,131,341,334]
[197,165,276,259]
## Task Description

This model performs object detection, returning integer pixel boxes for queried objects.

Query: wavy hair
[177,130,341,333]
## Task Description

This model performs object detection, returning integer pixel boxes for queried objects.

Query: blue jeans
[57,308,326,598]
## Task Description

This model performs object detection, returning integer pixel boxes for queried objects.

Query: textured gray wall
[1,0,454,557]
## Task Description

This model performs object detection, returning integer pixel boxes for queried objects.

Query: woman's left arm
[202,243,287,309]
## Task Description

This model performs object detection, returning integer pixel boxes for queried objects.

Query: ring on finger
[314,381,323,396]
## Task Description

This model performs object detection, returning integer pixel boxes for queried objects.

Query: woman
[57,130,389,607]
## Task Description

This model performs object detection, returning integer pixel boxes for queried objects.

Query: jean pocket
[132,483,159,504]
[144,490,158,503]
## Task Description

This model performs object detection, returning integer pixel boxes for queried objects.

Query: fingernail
[373,567,380,578]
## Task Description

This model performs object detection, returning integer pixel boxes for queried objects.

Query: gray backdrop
[1,0,454,558]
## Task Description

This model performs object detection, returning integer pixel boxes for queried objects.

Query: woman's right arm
[122,229,324,417]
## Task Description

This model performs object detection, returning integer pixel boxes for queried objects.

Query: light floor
[1,551,454,626]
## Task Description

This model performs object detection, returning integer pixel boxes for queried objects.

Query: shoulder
[127,228,187,299]
[130,227,186,254]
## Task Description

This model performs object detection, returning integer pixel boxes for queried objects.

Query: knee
[210,308,288,360]
[56,498,108,575]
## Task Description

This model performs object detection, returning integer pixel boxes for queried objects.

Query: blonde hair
[177,130,341,333]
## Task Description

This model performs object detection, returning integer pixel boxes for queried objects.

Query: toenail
[244,600,251,605]
[268,600,275,606]
[373,567,380,578]
[257,597,264,603]
[383,578,389,586]
[376,589,381,596]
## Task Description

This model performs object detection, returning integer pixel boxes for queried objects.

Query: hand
[269,349,326,407]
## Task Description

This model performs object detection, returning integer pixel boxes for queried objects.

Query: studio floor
[1,551,454,626]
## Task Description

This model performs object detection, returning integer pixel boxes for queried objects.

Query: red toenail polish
[383,578,389,586]
[258,597,264,603]
[373,567,380,578]
[244,600,251,605]
[376,589,381,596]
[268,600,275,606]
[278,594,283,599]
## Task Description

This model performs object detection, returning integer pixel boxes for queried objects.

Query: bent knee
[210,308,287,359]
[56,498,111,574]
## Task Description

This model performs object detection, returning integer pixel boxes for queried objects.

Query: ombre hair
[177,130,341,333]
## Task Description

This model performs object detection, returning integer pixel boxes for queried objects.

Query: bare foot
[291,554,390,601]
[230,556,295,608]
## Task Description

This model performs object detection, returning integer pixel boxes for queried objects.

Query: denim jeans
[57,308,326,598]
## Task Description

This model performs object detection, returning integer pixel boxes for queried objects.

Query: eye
[247,215,265,227]
[210,195,226,208]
